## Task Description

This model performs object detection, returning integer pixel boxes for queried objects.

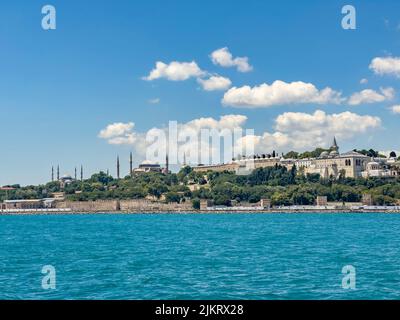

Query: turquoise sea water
[1,213,400,300]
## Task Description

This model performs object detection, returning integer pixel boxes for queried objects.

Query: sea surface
[1,213,400,300]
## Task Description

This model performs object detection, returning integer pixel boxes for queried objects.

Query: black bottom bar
[0,300,397,318]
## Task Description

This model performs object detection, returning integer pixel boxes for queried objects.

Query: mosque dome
[330,150,339,157]
[320,151,329,158]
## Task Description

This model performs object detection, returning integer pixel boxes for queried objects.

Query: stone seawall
[56,200,119,212]
[120,199,192,211]
[55,199,193,212]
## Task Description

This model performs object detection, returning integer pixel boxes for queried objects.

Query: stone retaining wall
[120,199,192,211]
[56,200,119,212]
[55,199,193,212]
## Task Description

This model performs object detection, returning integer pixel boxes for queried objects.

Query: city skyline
[1,0,400,185]
[7,136,400,187]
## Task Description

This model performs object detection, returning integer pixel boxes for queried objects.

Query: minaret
[107,169,109,176]
[51,166,54,182]
[331,136,339,153]
[80,165,83,181]
[166,153,169,173]
[183,152,186,167]
[129,152,133,177]
[57,165,60,180]
[117,156,120,179]
[74,167,77,180]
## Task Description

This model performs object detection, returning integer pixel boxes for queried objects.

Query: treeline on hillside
[1,165,400,206]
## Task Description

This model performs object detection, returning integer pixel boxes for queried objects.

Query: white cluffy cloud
[241,110,381,153]
[99,115,247,147]
[143,61,204,81]
[271,110,381,148]
[99,115,249,164]
[391,105,400,114]
[360,78,368,84]
[222,80,343,108]
[197,75,232,91]
[98,122,137,145]
[348,87,395,105]
[369,56,400,77]
[210,47,253,72]
[99,111,381,164]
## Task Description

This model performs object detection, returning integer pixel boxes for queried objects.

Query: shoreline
[1,209,400,215]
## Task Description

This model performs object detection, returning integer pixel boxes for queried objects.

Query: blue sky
[1,0,400,185]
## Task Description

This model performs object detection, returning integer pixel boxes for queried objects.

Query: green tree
[192,199,201,210]
[147,183,168,199]
[165,192,182,203]
[284,151,299,159]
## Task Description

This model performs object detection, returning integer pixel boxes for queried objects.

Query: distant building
[294,158,313,169]
[304,150,369,179]
[299,138,367,179]
[237,157,281,175]
[133,163,163,174]
[2,198,57,210]
[59,174,74,189]
[362,160,400,178]
[200,199,208,210]
[193,155,281,174]
[52,192,65,200]
[362,194,373,206]
[188,184,201,192]
[193,162,239,173]
[3,199,44,210]
[190,137,400,180]
[316,196,328,206]
[260,198,271,209]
